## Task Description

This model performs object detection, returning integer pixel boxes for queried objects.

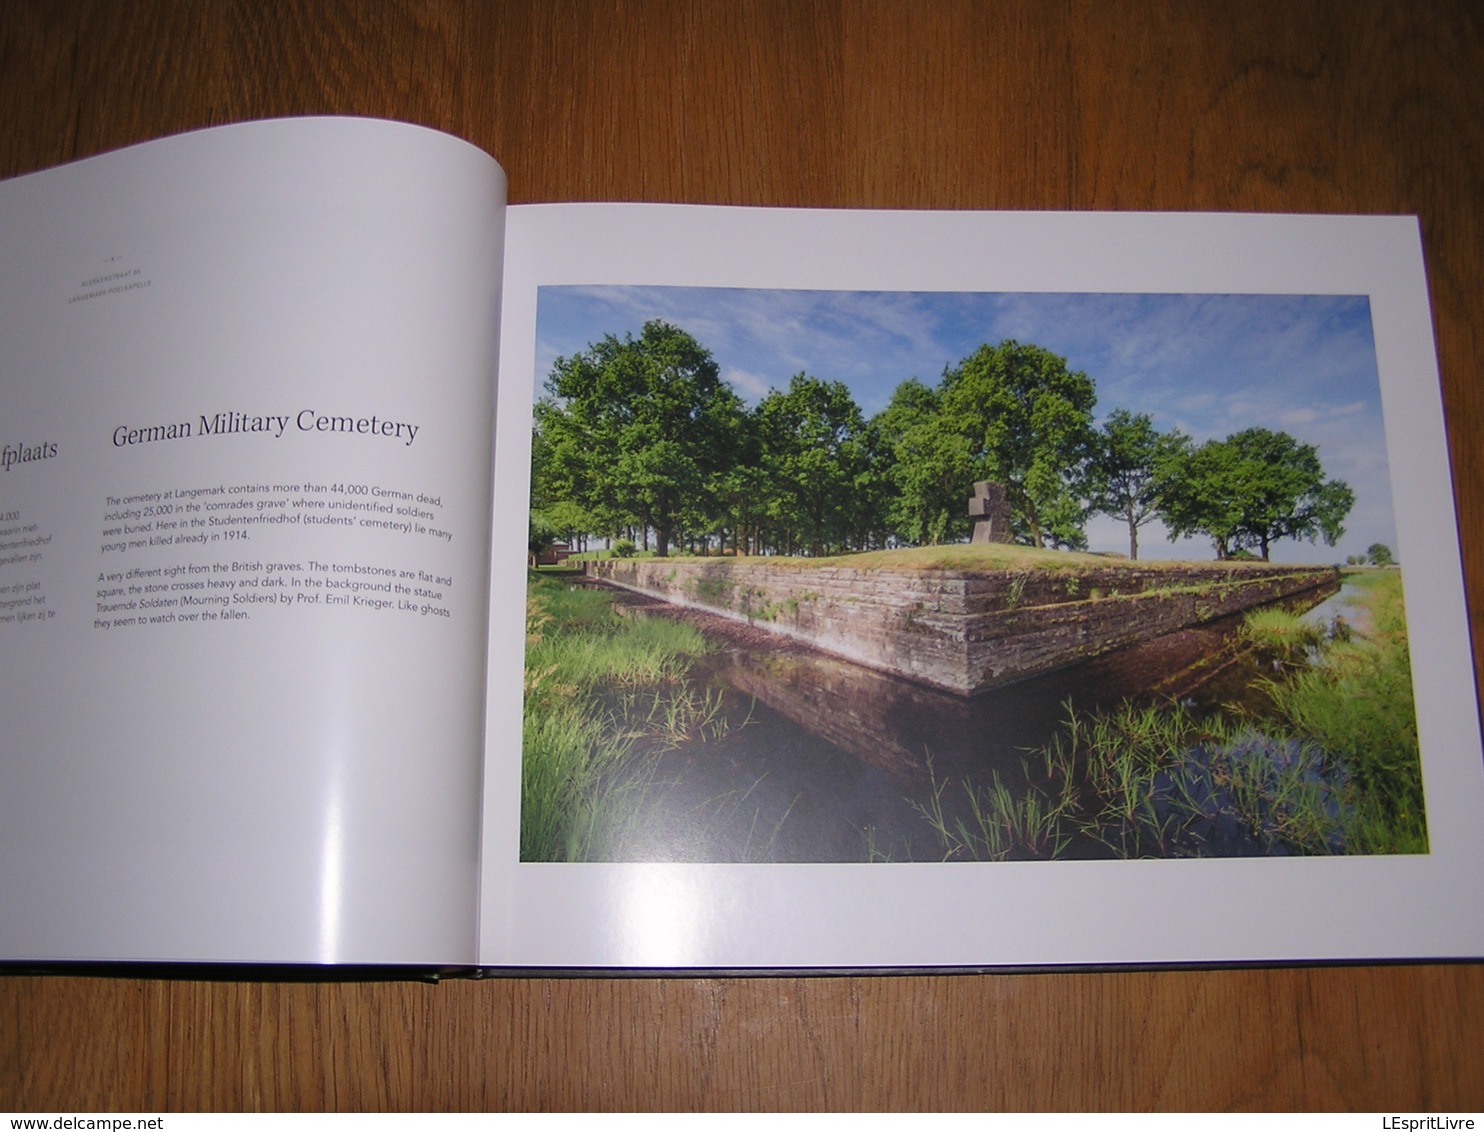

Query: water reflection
[1299,577,1372,634]
[607,579,1342,863]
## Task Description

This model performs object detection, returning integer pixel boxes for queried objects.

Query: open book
[2,117,1480,970]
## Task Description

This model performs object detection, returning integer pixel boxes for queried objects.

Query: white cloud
[722,367,774,401]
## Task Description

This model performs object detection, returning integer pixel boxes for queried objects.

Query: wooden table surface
[3,0,1482,1112]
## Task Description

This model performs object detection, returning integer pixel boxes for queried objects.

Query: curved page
[0,118,504,963]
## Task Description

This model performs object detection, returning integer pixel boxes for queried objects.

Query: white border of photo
[483,207,1484,971]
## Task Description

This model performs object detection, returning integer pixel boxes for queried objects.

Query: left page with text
[0,118,504,964]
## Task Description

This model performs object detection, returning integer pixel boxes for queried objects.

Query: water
[1299,577,1372,634]
[594,578,1349,863]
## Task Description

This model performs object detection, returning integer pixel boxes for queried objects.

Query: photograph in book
[520,285,1423,865]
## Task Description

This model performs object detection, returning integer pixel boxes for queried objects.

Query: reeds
[1257,571,1424,852]
[521,574,726,861]
[911,755,1075,861]
[913,571,1425,860]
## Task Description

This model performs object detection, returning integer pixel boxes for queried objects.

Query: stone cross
[968,481,1013,544]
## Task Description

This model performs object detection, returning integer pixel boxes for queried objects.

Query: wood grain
[2,0,1482,1112]
[6,968,1484,1110]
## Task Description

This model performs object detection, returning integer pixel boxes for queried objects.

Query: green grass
[529,565,1423,863]
[1258,571,1425,852]
[521,573,719,861]
[915,769,1076,862]
[520,696,647,863]
[562,548,659,563]
[912,570,1426,860]
[1241,606,1328,654]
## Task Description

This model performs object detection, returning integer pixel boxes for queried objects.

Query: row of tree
[531,320,1355,561]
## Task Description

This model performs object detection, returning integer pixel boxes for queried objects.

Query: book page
[483,204,1484,969]
[0,119,504,963]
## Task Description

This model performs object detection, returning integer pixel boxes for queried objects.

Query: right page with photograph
[480,205,1484,971]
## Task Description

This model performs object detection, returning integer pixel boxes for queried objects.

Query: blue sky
[534,286,1396,563]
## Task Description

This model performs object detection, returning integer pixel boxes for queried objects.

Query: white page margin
[482,206,1484,970]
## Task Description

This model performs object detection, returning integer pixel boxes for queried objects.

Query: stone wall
[587,557,1339,695]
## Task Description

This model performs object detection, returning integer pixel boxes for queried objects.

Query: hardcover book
[2,117,1479,970]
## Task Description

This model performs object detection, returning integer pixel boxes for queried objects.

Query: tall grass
[911,753,1076,862]
[912,571,1425,860]
[521,574,719,861]
[1241,606,1328,665]
[1258,571,1424,852]
[520,696,644,862]
[925,702,1356,860]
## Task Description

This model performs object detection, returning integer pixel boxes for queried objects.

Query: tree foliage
[1155,428,1354,560]
[1087,410,1187,560]
[531,321,1370,566]
[937,341,1097,548]
[873,379,973,546]
[536,321,745,557]
[756,374,870,555]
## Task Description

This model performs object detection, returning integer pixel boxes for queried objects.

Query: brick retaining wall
[587,557,1338,695]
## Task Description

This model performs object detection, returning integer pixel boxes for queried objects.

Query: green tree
[1157,428,1353,560]
[848,417,898,551]
[536,321,745,557]
[871,378,974,546]
[1088,410,1187,560]
[1367,542,1395,567]
[937,340,1097,548]
[711,452,768,556]
[527,511,558,565]
[755,374,869,555]
[534,391,621,544]
[530,410,606,551]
